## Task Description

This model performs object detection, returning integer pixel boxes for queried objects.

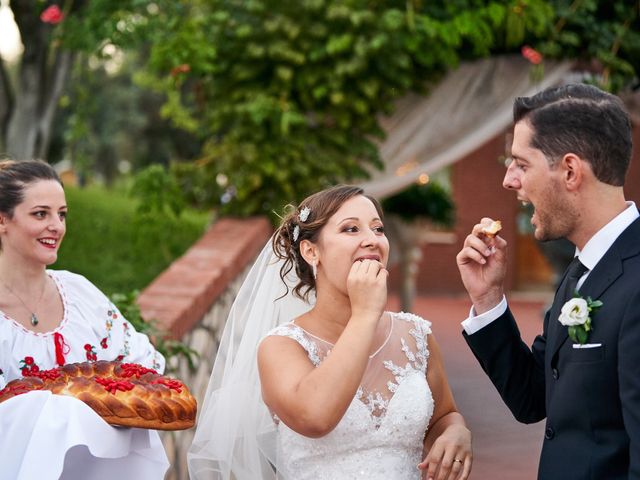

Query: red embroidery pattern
[100,337,109,349]
[84,343,97,361]
[119,363,158,379]
[94,377,135,394]
[20,356,40,376]
[151,378,183,393]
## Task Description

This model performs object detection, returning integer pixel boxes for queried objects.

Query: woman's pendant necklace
[2,280,46,327]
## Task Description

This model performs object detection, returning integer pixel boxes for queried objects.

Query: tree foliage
[382,181,455,226]
[3,1,639,219]
[534,1,640,92]
[1,0,160,159]
[139,0,551,219]
[141,0,639,220]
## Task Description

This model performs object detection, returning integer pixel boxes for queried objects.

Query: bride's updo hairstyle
[0,160,63,250]
[272,184,383,301]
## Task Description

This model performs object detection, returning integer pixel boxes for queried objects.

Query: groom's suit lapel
[549,215,640,364]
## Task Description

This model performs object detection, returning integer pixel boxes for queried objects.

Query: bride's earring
[312,262,317,280]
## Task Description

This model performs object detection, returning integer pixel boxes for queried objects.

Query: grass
[54,184,211,296]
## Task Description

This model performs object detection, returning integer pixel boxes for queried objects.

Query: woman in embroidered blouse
[0,159,164,389]
[188,185,471,480]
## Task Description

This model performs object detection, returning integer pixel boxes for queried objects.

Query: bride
[188,185,472,480]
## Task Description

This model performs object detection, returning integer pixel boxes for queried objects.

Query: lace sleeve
[264,324,322,367]
[393,312,432,373]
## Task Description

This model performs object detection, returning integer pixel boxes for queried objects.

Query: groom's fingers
[457,241,490,266]
[457,231,497,266]
[472,219,507,251]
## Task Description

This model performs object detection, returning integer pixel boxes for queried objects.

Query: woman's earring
[312,262,317,280]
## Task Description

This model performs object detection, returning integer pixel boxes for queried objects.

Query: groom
[456,83,640,479]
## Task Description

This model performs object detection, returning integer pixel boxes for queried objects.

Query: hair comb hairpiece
[292,225,300,242]
[299,206,311,222]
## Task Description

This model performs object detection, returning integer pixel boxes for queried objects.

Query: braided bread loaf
[0,361,197,430]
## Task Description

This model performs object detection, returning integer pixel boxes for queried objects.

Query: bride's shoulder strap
[264,323,322,366]
[392,311,432,336]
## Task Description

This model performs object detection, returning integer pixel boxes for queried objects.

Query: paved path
[388,294,549,480]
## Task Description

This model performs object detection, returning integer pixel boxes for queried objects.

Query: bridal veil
[187,239,313,480]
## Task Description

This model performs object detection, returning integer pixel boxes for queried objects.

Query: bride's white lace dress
[265,311,434,479]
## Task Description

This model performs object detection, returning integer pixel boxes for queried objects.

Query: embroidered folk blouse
[0,270,165,389]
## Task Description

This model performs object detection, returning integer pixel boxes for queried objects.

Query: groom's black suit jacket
[464,215,640,479]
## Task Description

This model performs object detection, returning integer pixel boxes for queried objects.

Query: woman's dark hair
[272,184,383,301]
[0,160,63,217]
[513,83,632,186]
[0,160,63,250]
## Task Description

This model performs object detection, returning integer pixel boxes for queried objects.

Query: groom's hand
[456,217,507,314]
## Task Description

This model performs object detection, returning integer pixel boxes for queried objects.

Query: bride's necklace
[2,280,47,326]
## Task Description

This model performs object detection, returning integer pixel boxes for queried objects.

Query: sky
[0,0,23,63]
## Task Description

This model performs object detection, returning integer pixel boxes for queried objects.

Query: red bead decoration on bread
[0,360,197,430]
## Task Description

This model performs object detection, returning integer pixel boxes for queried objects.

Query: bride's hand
[418,423,472,480]
[347,259,388,320]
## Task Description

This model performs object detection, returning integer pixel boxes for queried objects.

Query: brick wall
[137,216,272,339]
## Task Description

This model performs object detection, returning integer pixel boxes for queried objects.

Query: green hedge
[54,184,210,296]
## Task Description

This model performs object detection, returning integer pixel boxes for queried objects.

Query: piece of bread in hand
[482,220,502,238]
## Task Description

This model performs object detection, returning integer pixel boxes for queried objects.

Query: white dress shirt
[462,202,639,335]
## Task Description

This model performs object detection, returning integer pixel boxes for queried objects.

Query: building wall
[390,123,640,296]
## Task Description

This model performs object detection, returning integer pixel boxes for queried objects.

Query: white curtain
[361,55,573,198]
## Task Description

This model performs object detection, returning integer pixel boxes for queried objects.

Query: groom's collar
[576,201,639,272]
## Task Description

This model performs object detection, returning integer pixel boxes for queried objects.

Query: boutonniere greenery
[558,295,603,344]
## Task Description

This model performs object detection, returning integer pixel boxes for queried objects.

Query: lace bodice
[265,312,434,479]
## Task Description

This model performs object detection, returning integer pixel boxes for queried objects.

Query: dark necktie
[556,256,588,305]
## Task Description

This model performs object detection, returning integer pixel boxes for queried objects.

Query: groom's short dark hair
[513,83,632,186]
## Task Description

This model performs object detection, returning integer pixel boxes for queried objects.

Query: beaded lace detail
[264,312,434,479]
[269,323,322,366]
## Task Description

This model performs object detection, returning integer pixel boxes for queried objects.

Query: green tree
[0,0,159,160]
[141,0,639,220]
[535,1,640,92]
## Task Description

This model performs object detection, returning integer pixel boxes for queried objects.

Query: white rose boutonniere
[558,295,603,344]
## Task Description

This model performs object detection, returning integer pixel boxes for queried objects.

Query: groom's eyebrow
[511,154,528,163]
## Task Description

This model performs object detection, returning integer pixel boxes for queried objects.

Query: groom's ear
[299,239,318,266]
[561,153,585,191]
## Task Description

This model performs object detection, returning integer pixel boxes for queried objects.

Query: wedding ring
[454,459,463,464]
